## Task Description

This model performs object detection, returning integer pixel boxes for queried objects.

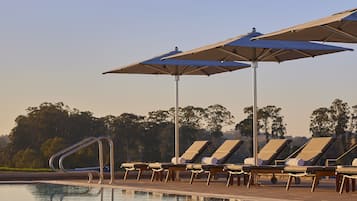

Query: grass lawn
[0,167,53,172]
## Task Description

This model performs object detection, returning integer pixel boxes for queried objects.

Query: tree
[235,118,253,137]
[179,106,206,129]
[40,137,67,160]
[310,99,351,137]
[108,113,145,163]
[271,116,286,139]
[7,102,106,168]
[309,99,353,152]
[330,99,350,135]
[13,148,43,168]
[205,104,234,138]
[260,105,286,141]
[156,124,175,161]
[236,105,286,141]
[350,105,357,133]
[147,110,170,125]
[0,148,11,167]
[309,107,333,137]
[243,106,254,119]
[9,102,69,154]
[240,106,264,133]
[142,122,172,162]
[330,99,350,151]
[0,136,9,149]
[260,107,271,141]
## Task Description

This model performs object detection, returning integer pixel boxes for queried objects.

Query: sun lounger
[285,165,336,192]
[313,141,357,193]
[225,139,290,186]
[225,137,334,190]
[336,156,357,194]
[121,162,150,181]
[285,140,357,193]
[336,166,357,193]
[186,139,243,185]
[282,137,335,192]
[147,140,209,182]
[121,140,209,181]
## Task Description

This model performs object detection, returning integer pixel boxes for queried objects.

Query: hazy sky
[1,1,356,137]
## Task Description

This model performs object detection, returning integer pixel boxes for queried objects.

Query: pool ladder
[49,136,115,184]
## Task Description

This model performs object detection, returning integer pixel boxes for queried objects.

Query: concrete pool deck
[41,176,357,201]
[1,172,357,200]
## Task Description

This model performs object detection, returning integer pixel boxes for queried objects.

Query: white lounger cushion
[244,157,263,166]
[171,157,186,164]
[286,158,305,166]
[201,157,218,165]
[352,158,357,166]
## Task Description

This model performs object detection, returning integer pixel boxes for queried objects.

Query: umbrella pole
[175,75,180,180]
[175,75,180,164]
[251,61,259,185]
[252,61,258,166]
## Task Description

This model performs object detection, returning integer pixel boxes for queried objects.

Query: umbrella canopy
[164,29,352,62]
[164,29,353,166]
[254,8,357,43]
[103,48,250,164]
[103,49,250,75]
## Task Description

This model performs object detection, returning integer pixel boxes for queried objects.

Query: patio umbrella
[102,47,250,164]
[254,8,357,43]
[164,29,353,166]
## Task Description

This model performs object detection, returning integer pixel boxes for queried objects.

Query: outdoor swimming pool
[0,183,236,201]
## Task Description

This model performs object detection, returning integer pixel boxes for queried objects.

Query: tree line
[0,102,237,168]
[0,99,355,168]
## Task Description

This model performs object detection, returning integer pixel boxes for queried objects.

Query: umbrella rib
[323,32,340,42]
[183,66,210,75]
[321,24,357,42]
[257,48,273,61]
[220,55,233,62]
[215,66,234,72]
[292,49,314,58]
[180,66,191,75]
[199,68,210,76]
[259,49,285,62]
[218,48,250,61]
[144,64,172,74]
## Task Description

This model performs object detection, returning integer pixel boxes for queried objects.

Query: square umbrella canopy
[164,29,353,166]
[254,8,357,43]
[103,47,250,164]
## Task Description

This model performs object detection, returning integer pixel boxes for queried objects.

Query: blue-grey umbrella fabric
[103,48,250,164]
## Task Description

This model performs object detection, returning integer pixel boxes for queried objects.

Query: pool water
[0,183,233,201]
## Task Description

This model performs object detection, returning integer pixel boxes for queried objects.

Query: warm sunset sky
[1,1,356,137]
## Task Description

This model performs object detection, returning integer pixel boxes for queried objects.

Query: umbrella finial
[252,27,256,33]
[175,46,179,51]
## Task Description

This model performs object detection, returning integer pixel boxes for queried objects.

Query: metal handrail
[98,136,115,184]
[49,137,97,170]
[49,136,115,184]
[58,138,104,183]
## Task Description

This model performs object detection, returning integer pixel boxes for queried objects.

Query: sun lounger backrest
[295,137,333,164]
[180,140,209,162]
[258,139,288,164]
[211,140,241,163]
